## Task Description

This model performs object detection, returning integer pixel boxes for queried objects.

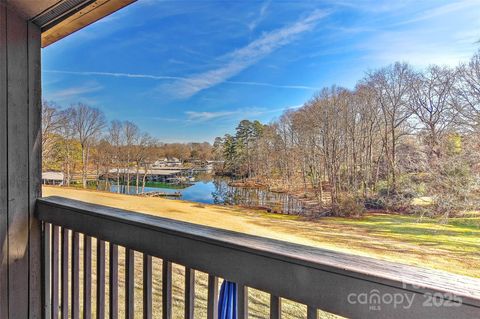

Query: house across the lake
[152,157,182,168]
[42,171,64,185]
[104,168,187,183]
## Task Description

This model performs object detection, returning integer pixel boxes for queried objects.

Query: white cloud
[359,27,479,67]
[322,0,416,13]
[356,1,480,68]
[225,80,319,90]
[44,70,320,90]
[48,84,103,100]
[247,0,271,31]
[44,70,183,81]
[185,111,237,122]
[395,0,479,26]
[185,104,302,123]
[164,9,330,98]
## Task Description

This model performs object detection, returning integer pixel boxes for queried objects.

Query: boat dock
[141,191,182,197]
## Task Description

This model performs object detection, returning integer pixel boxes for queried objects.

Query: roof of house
[42,171,65,181]
[107,168,181,176]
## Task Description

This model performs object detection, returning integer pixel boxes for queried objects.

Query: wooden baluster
[270,295,281,319]
[184,267,195,319]
[109,243,118,319]
[52,225,60,319]
[61,228,69,319]
[84,236,92,319]
[237,285,248,319]
[307,306,318,319]
[97,240,106,319]
[71,232,80,319]
[207,275,218,319]
[162,260,172,319]
[143,254,152,319]
[125,249,135,319]
[43,223,52,319]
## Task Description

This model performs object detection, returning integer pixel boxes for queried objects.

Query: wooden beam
[5,0,59,21]
[125,248,135,319]
[162,260,172,319]
[72,232,80,319]
[237,285,248,319]
[0,6,42,318]
[0,5,8,318]
[61,228,70,319]
[84,235,92,319]
[28,18,42,319]
[270,295,281,319]
[184,267,195,319]
[43,224,52,319]
[97,239,106,319]
[109,243,118,319]
[7,8,29,318]
[41,0,136,48]
[307,306,318,319]
[143,254,152,319]
[52,226,60,319]
[207,275,218,319]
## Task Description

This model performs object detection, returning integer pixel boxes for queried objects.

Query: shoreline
[227,179,335,216]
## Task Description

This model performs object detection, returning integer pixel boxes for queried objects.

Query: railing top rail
[37,196,480,318]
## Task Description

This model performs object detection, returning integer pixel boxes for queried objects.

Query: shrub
[334,194,365,217]
[364,197,386,210]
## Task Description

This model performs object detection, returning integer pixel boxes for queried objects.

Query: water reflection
[210,178,307,214]
[108,176,309,215]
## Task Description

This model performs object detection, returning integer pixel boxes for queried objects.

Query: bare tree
[367,62,414,191]
[57,108,77,186]
[353,84,382,197]
[123,121,139,192]
[410,66,457,162]
[42,101,62,164]
[68,103,106,188]
[132,133,154,194]
[108,120,124,193]
[456,50,480,130]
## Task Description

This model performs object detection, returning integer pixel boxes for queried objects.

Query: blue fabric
[218,280,237,319]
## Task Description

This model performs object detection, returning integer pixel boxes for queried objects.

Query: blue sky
[42,0,480,143]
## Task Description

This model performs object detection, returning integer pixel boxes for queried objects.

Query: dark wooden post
[0,3,42,318]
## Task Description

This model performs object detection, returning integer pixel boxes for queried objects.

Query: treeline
[214,50,480,216]
[42,103,212,190]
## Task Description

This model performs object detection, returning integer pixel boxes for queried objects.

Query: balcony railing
[36,196,480,319]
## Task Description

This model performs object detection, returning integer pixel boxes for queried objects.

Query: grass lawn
[42,186,480,318]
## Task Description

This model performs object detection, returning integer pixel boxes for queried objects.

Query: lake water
[110,179,218,204]
[109,177,311,215]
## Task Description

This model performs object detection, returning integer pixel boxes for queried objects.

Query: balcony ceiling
[7,0,136,47]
